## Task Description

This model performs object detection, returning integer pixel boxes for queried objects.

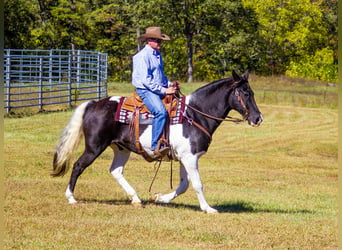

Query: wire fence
[4,49,108,113]
[256,88,338,108]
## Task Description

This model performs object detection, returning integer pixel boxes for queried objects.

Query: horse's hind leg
[109,148,142,205]
[66,146,107,204]
[152,163,189,203]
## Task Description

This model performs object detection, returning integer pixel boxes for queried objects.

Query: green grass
[4,92,337,249]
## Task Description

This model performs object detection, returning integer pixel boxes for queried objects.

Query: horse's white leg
[110,150,141,205]
[65,185,77,204]
[153,163,189,203]
[182,155,218,214]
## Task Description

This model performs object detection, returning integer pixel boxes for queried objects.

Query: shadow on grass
[78,198,132,206]
[213,201,315,214]
[78,198,315,214]
[152,201,314,214]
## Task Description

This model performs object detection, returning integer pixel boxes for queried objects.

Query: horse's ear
[232,70,241,82]
[243,70,249,80]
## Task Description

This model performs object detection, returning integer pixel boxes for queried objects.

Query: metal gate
[4,49,108,113]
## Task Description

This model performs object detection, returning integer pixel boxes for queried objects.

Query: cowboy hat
[138,26,170,41]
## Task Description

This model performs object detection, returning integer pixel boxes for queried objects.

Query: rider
[132,26,178,158]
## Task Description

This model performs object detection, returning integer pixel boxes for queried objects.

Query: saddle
[122,92,179,117]
[115,92,185,162]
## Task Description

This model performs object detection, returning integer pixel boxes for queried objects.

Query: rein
[175,89,249,139]
[149,159,173,192]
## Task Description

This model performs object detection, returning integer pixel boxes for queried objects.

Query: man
[132,26,178,158]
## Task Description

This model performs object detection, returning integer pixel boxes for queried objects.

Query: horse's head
[230,70,263,127]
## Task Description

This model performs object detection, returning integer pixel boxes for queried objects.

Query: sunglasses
[149,38,162,43]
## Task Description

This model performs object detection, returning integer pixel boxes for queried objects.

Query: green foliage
[4,0,337,83]
[286,48,338,83]
[192,0,260,80]
[4,0,37,48]
[242,0,332,75]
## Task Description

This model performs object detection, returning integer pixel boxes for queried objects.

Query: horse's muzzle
[248,113,263,127]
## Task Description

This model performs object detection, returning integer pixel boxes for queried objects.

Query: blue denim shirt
[132,45,170,95]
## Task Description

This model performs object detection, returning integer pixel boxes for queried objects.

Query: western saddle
[119,92,180,162]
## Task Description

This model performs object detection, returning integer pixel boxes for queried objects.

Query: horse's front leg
[152,163,189,203]
[181,155,218,214]
[109,149,142,206]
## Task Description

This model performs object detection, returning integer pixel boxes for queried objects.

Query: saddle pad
[115,96,186,125]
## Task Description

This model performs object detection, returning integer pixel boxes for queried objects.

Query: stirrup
[153,139,170,159]
[154,146,170,158]
[156,138,169,150]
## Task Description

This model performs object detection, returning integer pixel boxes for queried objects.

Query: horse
[51,70,263,213]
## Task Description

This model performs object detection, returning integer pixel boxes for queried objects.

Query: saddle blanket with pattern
[115,96,186,125]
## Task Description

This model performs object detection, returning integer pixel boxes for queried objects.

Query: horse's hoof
[131,201,142,207]
[67,198,77,204]
[205,207,219,214]
[149,193,161,202]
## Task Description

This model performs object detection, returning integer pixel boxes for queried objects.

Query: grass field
[4,79,338,249]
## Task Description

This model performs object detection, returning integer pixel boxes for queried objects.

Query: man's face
[147,38,163,50]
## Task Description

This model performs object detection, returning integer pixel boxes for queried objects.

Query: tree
[4,0,337,82]
[84,2,136,80]
[192,0,259,80]
[242,0,331,76]
[4,0,37,48]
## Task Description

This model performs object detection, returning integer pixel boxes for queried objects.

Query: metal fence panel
[4,49,108,113]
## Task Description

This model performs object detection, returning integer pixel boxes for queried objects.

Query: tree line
[5,0,337,83]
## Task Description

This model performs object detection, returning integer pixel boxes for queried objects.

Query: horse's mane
[191,76,235,96]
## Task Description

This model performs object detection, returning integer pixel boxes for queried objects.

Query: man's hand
[165,86,177,94]
[170,81,180,90]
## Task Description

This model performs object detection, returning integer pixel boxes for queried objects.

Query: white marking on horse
[109,96,121,102]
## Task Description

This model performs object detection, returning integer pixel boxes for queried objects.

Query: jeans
[136,88,168,150]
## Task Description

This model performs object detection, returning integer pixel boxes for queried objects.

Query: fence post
[5,50,11,113]
[97,53,101,100]
[39,57,43,110]
[49,50,53,90]
[68,53,72,107]
[103,54,108,97]
[76,50,80,89]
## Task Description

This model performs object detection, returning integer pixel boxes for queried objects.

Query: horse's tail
[51,101,91,177]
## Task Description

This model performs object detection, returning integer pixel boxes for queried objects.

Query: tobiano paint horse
[51,70,263,213]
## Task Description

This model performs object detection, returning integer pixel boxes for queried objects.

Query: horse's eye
[242,88,249,97]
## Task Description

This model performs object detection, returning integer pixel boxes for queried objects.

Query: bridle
[234,88,250,121]
[175,87,250,140]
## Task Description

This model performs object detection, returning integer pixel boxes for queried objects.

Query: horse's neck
[189,81,232,119]
[186,81,233,134]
